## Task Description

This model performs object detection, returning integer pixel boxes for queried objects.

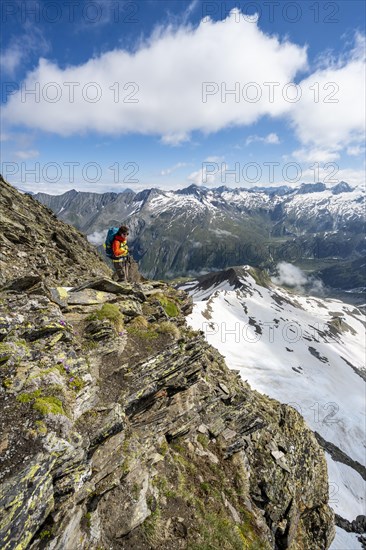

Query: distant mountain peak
[177,183,209,195]
[64,188,78,196]
[297,182,326,194]
[33,179,364,281]
[331,181,353,194]
[133,187,164,202]
[181,265,272,296]
[248,185,294,196]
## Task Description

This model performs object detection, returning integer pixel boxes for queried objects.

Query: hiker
[111,225,131,282]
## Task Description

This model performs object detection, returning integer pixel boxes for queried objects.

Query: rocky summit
[0,178,335,549]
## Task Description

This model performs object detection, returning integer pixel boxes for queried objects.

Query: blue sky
[1,0,365,194]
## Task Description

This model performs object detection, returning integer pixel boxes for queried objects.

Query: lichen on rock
[0,178,335,550]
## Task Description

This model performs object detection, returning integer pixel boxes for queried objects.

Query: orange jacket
[112,235,128,258]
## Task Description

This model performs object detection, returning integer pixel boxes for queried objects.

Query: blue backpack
[104,227,119,258]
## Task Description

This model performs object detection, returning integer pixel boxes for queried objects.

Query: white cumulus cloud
[288,33,366,151]
[3,11,364,160]
[87,230,107,246]
[3,10,307,141]
[272,262,308,288]
[346,145,365,156]
[0,47,23,78]
[188,161,227,185]
[291,147,340,163]
[0,24,49,77]
[160,162,187,176]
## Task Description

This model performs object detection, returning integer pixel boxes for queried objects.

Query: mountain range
[33,181,365,291]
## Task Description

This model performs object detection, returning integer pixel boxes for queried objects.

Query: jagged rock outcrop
[0,176,111,286]
[0,180,335,549]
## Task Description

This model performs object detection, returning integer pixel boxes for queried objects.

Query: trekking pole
[124,258,128,282]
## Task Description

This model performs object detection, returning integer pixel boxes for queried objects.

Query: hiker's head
[118,225,129,237]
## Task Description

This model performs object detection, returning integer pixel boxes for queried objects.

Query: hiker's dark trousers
[113,258,129,282]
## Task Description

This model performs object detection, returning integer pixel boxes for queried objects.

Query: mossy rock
[35,420,48,435]
[0,343,13,364]
[151,293,180,318]
[89,303,124,332]
[33,396,65,416]
[2,377,13,389]
[39,529,53,540]
[17,390,65,416]
[0,341,29,365]
[17,389,43,403]
[67,375,85,393]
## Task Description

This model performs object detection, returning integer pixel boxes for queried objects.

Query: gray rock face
[0,457,55,545]
[335,514,366,534]
[0,176,111,287]
[0,179,335,549]
[0,278,335,550]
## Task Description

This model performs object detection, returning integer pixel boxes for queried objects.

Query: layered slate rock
[0,176,111,287]
[0,278,334,549]
[0,179,335,549]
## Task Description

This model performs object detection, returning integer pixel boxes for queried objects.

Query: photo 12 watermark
[287,400,340,425]
[2,81,140,104]
[200,2,340,24]
[199,160,340,185]
[202,81,339,104]
[1,1,340,25]
[1,161,140,185]
[1,1,140,24]
[201,320,339,345]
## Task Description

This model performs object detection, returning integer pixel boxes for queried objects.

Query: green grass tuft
[90,303,124,331]
[17,390,42,403]
[33,396,64,416]
[156,321,180,339]
[152,293,180,318]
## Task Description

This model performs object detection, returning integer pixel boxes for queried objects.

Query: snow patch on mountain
[331,528,362,550]
[282,186,365,223]
[181,266,366,548]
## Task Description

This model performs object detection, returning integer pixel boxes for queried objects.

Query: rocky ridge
[0,179,335,549]
[0,176,111,287]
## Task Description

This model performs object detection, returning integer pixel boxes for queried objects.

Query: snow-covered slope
[181,266,366,549]
[278,184,365,233]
